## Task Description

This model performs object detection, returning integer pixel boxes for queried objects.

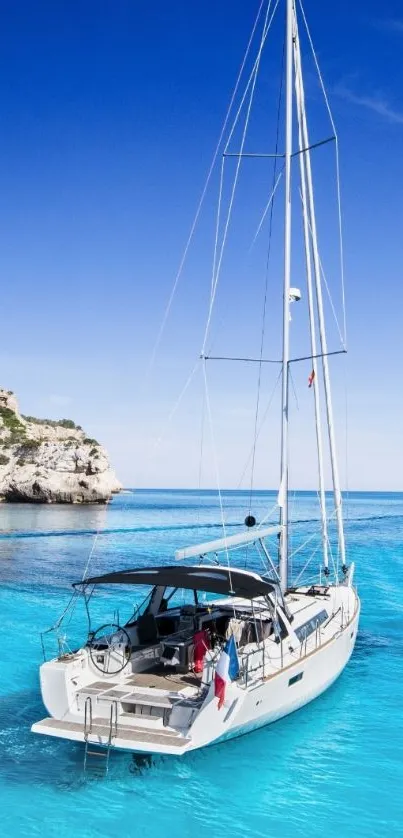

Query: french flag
[214,634,239,709]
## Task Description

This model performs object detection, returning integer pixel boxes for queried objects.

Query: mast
[279,0,294,593]
[293,27,329,574]
[292,11,346,570]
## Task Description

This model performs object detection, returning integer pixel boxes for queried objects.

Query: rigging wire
[236,368,282,491]
[249,168,284,252]
[198,0,281,564]
[298,0,347,350]
[326,534,338,582]
[343,358,350,551]
[143,0,277,537]
[223,0,279,156]
[80,360,201,586]
[41,502,110,647]
[288,366,299,411]
[299,187,345,348]
[292,540,322,586]
[202,361,235,612]
[256,539,281,581]
[210,156,226,304]
[150,358,201,456]
[81,505,109,581]
[247,32,285,518]
[202,170,283,361]
[146,0,268,374]
[196,385,207,530]
[256,499,281,530]
[124,359,202,494]
[289,506,338,567]
[202,0,280,356]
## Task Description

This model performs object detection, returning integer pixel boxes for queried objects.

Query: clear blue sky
[0,0,402,491]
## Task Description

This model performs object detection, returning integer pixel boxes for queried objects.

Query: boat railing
[341,603,352,629]
[84,696,93,738]
[109,700,118,743]
[241,616,337,685]
[299,636,308,658]
[40,627,71,662]
[323,606,342,633]
[241,639,287,687]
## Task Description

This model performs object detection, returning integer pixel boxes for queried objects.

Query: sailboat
[32,0,360,765]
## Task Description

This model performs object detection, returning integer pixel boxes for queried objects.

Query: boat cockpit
[74,565,285,686]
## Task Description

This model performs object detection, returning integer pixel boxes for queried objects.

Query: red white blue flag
[214,634,239,709]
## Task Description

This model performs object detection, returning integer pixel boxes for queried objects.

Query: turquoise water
[0,489,402,837]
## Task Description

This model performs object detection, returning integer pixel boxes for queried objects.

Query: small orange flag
[308,369,315,388]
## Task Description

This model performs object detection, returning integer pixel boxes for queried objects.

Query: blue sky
[0,0,402,491]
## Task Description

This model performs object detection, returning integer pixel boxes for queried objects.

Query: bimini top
[73,565,277,599]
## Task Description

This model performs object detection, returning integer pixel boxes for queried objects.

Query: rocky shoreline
[0,389,121,504]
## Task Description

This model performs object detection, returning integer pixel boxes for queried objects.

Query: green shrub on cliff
[20,439,41,451]
[0,407,24,432]
[21,415,82,430]
[0,408,26,443]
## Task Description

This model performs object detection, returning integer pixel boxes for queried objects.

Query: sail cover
[74,565,277,598]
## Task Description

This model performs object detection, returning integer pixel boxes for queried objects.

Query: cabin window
[294,609,328,643]
[289,672,303,686]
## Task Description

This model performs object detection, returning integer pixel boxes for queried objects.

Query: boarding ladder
[83,696,118,776]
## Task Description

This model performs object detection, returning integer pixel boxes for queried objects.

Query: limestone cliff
[0,389,121,503]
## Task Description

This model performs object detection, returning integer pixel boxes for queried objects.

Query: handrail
[84,696,93,738]
[241,641,291,686]
[224,596,356,689]
[108,701,118,744]
[323,606,341,630]
[244,598,358,686]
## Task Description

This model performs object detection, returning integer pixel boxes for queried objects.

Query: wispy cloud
[334,82,403,126]
[377,19,403,33]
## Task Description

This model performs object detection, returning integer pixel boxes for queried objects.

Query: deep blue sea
[0,489,402,838]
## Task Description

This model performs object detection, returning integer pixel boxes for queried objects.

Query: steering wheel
[88,623,132,675]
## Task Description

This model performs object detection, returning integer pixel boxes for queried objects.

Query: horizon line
[122,487,403,495]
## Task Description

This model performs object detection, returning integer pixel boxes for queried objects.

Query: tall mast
[293,23,329,574]
[292,12,346,569]
[279,0,294,593]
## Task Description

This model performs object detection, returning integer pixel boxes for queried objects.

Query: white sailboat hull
[199,603,359,750]
[32,585,359,757]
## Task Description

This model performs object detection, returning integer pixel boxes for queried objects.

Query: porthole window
[289,672,303,686]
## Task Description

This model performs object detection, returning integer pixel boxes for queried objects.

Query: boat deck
[126,665,201,691]
[85,665,201,695]
[32,717,191,752]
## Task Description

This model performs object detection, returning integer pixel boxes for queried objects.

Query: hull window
[294,609,328,643]
[289,672,303,686]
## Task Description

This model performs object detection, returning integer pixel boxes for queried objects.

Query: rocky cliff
[0,389,121,503]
